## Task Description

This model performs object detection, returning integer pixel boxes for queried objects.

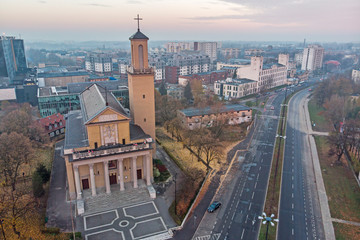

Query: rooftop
[0,88,16,101]
[38,71,89,78]
[129,30,149,40]
[180,104,251,117]
[80,84,128,123]
[64,110,89,150]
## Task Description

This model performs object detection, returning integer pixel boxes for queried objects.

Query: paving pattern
[83,201,171,240]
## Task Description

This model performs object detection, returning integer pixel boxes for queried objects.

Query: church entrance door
[82,179,89,189]
[137,169,142,180]
[109,173,117,185]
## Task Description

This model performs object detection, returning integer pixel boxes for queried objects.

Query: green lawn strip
[308,98,333,132]
[314,136,360,223]
[259,102,287,240]
[333,222,360,240]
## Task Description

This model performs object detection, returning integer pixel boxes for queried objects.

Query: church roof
[79,84,128,123]
[129,30,149,40]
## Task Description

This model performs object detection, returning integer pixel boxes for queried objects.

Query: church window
[144,118,146,122]
[139,45,144,69]
[94,142,98,149]
[122,139,126,145]
[143,94,145,99]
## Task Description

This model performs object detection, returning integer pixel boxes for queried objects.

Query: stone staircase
[83,180,152,215]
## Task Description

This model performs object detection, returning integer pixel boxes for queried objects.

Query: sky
[1,0,360,42]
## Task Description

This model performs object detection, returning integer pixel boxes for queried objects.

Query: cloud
[127,0,143,4]
[184,14,251,21]
[82,3,111,7]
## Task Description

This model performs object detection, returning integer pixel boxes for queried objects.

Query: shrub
[156,164,167,172]
[32,171,45,197]
[153,167,160,178]
[36,163,51,183]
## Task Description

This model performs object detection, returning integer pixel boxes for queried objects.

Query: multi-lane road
[278,89,325,239]
[193,91,287,240]
[192,83,328,240]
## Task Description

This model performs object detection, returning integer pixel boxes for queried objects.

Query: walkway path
[331,218,360,227]
[303,96,336,240]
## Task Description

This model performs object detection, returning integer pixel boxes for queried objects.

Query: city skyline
[1,0,360,42]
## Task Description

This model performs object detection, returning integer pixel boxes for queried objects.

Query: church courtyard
[82,201,172,240]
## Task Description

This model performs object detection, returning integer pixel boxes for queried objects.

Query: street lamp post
[174,173,177,216]
[258,212,279,240]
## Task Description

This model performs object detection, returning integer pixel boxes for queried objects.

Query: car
[270,106,275,110]
[308,88,312,91]
[207,201,221,213]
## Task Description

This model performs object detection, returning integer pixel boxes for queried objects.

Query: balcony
[73,143,150,160]
[127,66,154,75]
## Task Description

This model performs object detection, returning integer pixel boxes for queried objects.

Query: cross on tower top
[134,14,143,31]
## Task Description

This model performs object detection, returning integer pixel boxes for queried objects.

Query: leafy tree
[32,171,45,198]
[159,82,167,96]
[0,132,33,191]
[35,163,50,184]
[184,82,193,101]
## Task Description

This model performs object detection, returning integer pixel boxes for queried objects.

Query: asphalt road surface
[209,91,286,240]
[277,89,325,240]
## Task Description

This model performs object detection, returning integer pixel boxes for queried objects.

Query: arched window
[138,45,144,69]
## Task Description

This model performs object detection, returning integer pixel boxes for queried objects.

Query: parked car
[207,201,221,213]
[270,106,275,110]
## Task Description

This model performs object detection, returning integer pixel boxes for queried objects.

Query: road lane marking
[248,203,252,210]
[241,229,245,239]
[252,192,255,199]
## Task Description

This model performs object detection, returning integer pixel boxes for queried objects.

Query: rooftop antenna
[105,87,108,106]
[134,14,143,32]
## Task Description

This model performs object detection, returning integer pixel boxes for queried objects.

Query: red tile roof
[37,113,66,132]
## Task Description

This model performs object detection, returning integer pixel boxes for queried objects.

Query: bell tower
[128,15,156,151]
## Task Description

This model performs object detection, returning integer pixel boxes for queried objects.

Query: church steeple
[129,14,149,71]
[127,15,156,156]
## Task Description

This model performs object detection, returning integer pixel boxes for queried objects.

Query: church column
[89,163,96,196]
[132,157,138,188]
[73,165,82,200]
[118,159,125,191]
[103,161,111,194]
[146,154,151,186]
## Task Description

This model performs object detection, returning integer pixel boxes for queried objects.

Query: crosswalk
[193,233,221,240]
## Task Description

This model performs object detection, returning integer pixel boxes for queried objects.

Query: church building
[63,24,156,202]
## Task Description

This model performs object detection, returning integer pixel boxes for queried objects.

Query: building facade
[214,78,257,99]
[165,42,193,53]
[352,69,360,83]
[301,45,324,71]
[178,104,252,130]
[85,53,113,73]
[37,71,89,87]
[37,113,66,138]
[178,70,228,86]
[0,36,27,86]
[194,42,218,62]
[64,27,156,204]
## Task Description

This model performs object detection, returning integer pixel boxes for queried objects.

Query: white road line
[254,182,257,188]
[292,228,294,235]
[252,192,255,199]
[248,203,252,210]
[292,184,294,189]
[231,212,236,221]
[292,215,294,221]
[241,229,245,239]
[292,203,294,209]
[292,193,294,198]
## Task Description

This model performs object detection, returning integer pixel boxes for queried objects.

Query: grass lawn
[314,136,360,223]
[333,222,360,240]
[308,98,333,132]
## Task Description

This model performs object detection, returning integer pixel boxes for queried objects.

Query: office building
[301,45,324,71]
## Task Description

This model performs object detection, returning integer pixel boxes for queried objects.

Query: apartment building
[214,78,257,99]
[85,53,113,73]
[301,45,324,71]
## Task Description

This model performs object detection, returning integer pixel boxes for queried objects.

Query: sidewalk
[46,140,75,232]
[303,97,335,240]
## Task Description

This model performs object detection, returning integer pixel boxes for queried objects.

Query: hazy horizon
[1,0,360,43]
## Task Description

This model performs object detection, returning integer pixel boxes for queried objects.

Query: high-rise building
[85,53,113,73]
[194,42,218,62]
[165,42,193,53]
[301,45,324,71]
[0,36,27,85]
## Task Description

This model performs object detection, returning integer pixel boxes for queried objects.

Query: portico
[72,150,152,200]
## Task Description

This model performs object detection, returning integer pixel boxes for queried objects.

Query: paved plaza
[83,201,173,240]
